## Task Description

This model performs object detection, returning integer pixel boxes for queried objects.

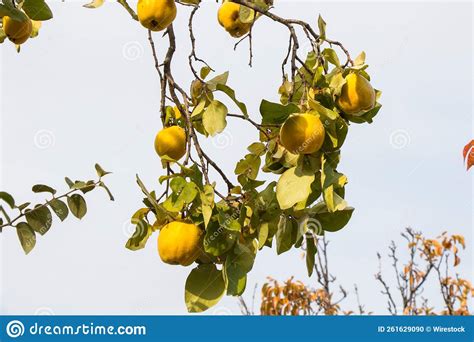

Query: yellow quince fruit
[158,221,202,266]
[137,0,177,32]
[3,16,33,45]
[280,113,325,154]
[154,125,186,161]
[217,1,251,38]
[336,73,376,115]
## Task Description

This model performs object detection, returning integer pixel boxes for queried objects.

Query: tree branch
[117,0,138,21]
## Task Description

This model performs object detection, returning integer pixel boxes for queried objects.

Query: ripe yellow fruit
[158,221,202,266]
[217,2,251,38]
[2,16,33,45]
[154,126,186,160]
[336,73,376,115]
[280,114,325,155]
[137,0,177,32]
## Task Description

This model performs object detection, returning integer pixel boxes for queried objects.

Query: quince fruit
[336,73,376,115]
[154,125,186,161]
[3,16,32,45]
[158,221,202,266]
[137,0,177,32]
[279,113,325,154]
[218,1,251,38]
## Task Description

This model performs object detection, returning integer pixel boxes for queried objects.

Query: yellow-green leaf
[202,100,228,136]
[276,166,315,210]
[185,264,226,313]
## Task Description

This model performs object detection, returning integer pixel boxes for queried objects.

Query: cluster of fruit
[152,74,377,267]
[125,0,382,311]
[137,0,252,38]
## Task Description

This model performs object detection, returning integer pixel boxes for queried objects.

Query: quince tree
[111,0,382,312]
[1,0,383,313]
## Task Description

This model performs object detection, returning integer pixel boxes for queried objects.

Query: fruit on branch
[137,0,177,32]
[218,1,251,38]
[2,16,33,45]
[154,126,186,161]
[158,221,202,266]
[279,113,325,154]
[336,73,376,116]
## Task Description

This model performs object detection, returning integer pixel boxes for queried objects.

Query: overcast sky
[1,1,472,315]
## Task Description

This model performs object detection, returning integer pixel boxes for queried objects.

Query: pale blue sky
[1,1,472,314]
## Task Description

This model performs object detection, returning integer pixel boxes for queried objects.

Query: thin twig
[117,0,138,21]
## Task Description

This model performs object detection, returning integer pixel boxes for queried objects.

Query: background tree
[258,229,473,315]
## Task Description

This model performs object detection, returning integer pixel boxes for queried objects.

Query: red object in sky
[463,140,474,171]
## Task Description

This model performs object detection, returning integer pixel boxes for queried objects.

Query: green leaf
[78,181,96,194]
[247,142,266,156]
[67,194,87,219]
[317,15,326,40]
[312,207,354,232]
[257,222,269,249]
[125,219,152,251]
[328,72,346,97]
[200,66,211,79]
[203,220,238,257]
[206,71,229,91]
[259,100,299,125]
[99,181,115,201]
[308,100,338,120]
[346,101,382,124]
[136,175,160,213]
[191,99,206,118]
[322,48,340,67]
[0,191,15,209]
[17,202,31,211]
[321,156,348,212]
[200,184,214,228]
[95,163,112,177]
[238,4,256,23]
[32,184,56,195]
[22,0,53,21]
[354,51,366,66]
[216,84,248,117]
[305,236,317,276]
[25,205,52,235]
[179,0,201,5]
[16,222,36,255]
[65,177,74,188]
[276,166,315,210]
[276,215,295,255]
[224,242,256,296]
[185,264,226,313]
[163,180,198,213]
[235,154,261,180]
[0,3,28,21]
[48,198,69,222]
[202,100,228,136]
